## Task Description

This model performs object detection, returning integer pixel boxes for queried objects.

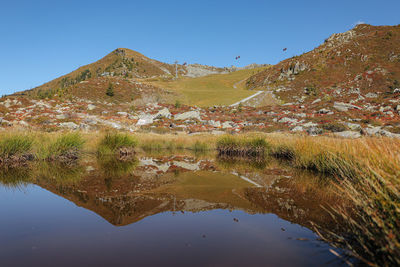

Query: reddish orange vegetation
[247,24,400,103]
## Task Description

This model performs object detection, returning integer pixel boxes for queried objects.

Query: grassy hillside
[149,67,269,106]
[246,24,400,104]
[26,48,177,100]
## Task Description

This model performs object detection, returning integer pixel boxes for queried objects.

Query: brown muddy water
[0,153,356,266]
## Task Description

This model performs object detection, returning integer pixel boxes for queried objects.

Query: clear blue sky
[1,0,399,95]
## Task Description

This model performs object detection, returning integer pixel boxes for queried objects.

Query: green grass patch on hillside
[150,67,269,107]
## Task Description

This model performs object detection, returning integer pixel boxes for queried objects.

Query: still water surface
[0,154,351,266]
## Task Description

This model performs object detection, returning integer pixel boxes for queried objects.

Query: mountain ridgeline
[19,24,400,108]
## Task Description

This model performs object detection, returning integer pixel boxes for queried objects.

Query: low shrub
[322,123,348,132]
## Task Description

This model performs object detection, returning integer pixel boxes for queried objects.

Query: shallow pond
[0,154,355,266]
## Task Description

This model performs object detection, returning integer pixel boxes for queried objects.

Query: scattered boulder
[136,114,154,126]
[365,93,378,98]
[279,117,298,124]
[364,126,382,136]
[59,122,79,130]
[302,122,318,128]
[154,108,171,119]
[295,113,307,118]
[103,121,122,130]
[174,110,201,121]
[291,126,304,132]
[208,120,221,128]
[278,61,307,81]
[345,122,362,131]
[333,102,361,112]
[317,108,331,114]
[87,104,96,111]
[312,99,321,104]
[364,126,400,138]
[56,114,68,120]
[83,118,97,125]
[222,121,233,129]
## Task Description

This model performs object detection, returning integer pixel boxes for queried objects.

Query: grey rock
[333,102,361,112]
[365,93,378,98]
[86,166,95,172]
[291,126,304,132]
[222,121,233,129]
[364,126,400,138]
[278,61,307,81]
[279,117,298,124]
[83,118,97,125]
[87,104,96,111]
[136,114,154,126]
[174,110,201,121]
[59,122,79,130]
[318,108,331,114]
[295,113,307,118]
[345,122,362,131]
[208,120,221,128]
[302,122,318,128]
[312,99,321,104]
[103,121,122,130]
[365,126,381,136]
[154,108,171,119]
[128,115,138,120]
[56,114,68,120]
[379,106,392,112]
[184,64,229,78]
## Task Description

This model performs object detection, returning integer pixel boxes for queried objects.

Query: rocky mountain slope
[246,24,400,106]
[1,24,400,137]
[21,48,244,103]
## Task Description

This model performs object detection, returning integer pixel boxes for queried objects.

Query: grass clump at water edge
[0,135,33,158]
[97,132,138,157]
[0,135,34,168]
[217,135,269,157]
[46,133,85,163]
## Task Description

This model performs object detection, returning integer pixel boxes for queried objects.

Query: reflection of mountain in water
[30,155,341,230]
